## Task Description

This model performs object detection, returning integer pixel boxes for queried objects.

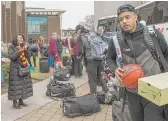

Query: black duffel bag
[96,91,118,105]
[62,94,101,118]
[54,68,71,81]
[63,56,72,66]
[46,79,76,99]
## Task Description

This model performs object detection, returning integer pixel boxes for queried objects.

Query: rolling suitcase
[39,57,49,73]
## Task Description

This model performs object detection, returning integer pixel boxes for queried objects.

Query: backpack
[112,100,132,121]
[46,79,75,99]
[30,43,38,52]
[53,68,71,81]
[62,94,101,118]
[87,32,108,60]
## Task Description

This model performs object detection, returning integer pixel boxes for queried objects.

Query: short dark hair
[117,4,136,16]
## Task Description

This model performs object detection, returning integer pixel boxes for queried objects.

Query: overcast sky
[25,1,94,29]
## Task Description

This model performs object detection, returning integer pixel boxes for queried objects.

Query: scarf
[16,45,28,67]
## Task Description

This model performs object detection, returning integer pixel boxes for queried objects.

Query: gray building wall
[94,1,149,21]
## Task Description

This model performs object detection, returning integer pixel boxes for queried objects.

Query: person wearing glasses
[107,4,168,121]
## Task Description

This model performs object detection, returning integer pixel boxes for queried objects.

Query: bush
[1,63,10,82]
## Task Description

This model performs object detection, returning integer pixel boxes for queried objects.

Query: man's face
[76,29,81,34]
[97,27,104,35]
[118,12,137,32]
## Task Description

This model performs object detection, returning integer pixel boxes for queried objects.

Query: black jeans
[164,105,168,121]
[127,91,165,121]
[86,60,108,93]
[71,55,82,77]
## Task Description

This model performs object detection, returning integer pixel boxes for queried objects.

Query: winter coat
[8,40,33,100]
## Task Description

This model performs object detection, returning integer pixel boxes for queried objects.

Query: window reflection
[27,17,48,42]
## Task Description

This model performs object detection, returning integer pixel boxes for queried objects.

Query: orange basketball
[120,64,144,88]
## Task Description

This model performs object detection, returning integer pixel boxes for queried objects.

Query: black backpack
[46,79,75,99]
[53,68,71,81]
[62,94,101,118]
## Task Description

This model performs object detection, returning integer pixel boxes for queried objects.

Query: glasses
[117,4,135,15]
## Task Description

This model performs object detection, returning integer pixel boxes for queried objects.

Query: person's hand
[25,44,28,49]
[17,46,22,50]
[6,58,10,63]
[115,67,124,80]
[1,58,10,63]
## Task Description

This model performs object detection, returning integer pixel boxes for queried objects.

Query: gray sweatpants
[127,91,165,121]
[86,60,108,93]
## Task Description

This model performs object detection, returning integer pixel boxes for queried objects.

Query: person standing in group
[37,36,45,57]
[48,32,58,79]
[64,38,69,47]
[107,4,168,121]
[71,33,82,78]
[8,34,33,109]
[56,35,63,59]
[76,25,112,103]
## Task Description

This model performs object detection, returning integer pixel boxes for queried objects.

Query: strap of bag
[112,34,123,67]
[112,34,127,113]
[144,26,168,72]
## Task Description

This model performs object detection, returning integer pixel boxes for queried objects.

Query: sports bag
[62,94,101,118]
[112,100,132,121]
[46,79,75,99]
[54,68,71,81]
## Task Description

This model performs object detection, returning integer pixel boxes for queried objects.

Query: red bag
[54,57,64,71]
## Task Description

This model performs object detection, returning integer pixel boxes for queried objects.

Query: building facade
[26,8,65,43]
[1,1,27,44]
[94,1,149,21]
[62,29,75,39]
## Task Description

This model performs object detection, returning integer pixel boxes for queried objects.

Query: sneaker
[104,91,112,104]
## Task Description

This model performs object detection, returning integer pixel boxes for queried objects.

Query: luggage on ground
[39,57,49,73]
[54,68,71,81]
[112,87,132,121]
[62,94,101,118]
[96,91,118,105]
[46,79,75,99]
[63,56,72,66]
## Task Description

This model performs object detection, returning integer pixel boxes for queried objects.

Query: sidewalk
[1,74,88,121]
[15,83,113,121]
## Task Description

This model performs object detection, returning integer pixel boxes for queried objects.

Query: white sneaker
[104,91,112,104]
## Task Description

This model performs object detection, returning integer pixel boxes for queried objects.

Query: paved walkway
[1,74,88,121]
[15,83,113,121]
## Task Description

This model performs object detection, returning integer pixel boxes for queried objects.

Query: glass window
[27,16,48,42]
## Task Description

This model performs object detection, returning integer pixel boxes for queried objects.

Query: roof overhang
[26,9,66,16]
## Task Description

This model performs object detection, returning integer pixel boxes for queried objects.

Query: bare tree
[80,15,96,31]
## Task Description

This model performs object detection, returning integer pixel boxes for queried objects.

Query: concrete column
[1,4,6,43]
[22,8,27,41]
[11,1,17,40]
[6,8,12,43]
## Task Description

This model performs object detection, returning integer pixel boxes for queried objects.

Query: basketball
[120,64,144,88]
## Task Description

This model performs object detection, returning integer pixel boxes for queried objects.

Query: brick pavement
[15,83,113,121]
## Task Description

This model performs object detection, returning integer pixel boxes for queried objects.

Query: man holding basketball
[107,4,168,121]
